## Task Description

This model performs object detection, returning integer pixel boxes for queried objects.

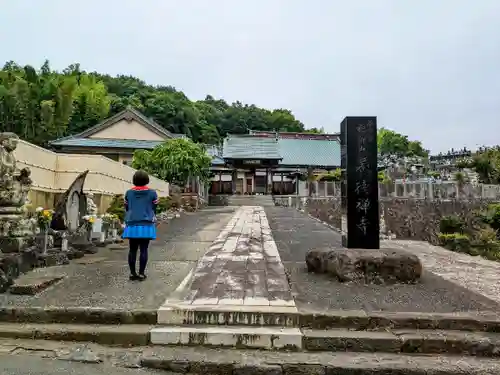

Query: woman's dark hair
[133,170,150,187]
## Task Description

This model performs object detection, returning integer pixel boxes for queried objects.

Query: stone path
[153,206,300,347]
[164,206,294,308]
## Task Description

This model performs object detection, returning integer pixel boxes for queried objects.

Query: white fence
[307,181,500,200]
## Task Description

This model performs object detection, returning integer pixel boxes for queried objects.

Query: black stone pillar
[340,116,379,249]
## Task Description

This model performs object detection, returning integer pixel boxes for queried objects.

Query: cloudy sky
[1,0,500,153]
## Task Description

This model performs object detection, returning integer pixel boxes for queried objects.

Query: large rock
[306,247,422,284]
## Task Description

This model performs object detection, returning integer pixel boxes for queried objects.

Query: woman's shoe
[138,274,147,281]
[129,274,140,281]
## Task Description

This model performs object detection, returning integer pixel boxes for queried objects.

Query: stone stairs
[227,194,275,206]
[151,305,500,357]
[2,307,500,373]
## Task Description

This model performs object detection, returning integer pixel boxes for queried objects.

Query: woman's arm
[152,191,159,213]
[124,191,129,212]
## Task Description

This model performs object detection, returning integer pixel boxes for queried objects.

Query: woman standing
[122,170,159,281]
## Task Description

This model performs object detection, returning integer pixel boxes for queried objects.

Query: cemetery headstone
[340,116,379,249]
[51,170,89,231]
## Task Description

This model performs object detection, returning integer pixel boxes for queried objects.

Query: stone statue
[0,133,32,207]
[86,192,98,216]
[0,133,73,293]
[0,132,35,253]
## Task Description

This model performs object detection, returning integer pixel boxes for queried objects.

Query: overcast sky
[1,0,500,153]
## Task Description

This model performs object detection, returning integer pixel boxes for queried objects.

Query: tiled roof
[75,107,176,139]
[249,130,340,141]
[50,138,163,149]
[222,135,282,160]
[278,138,340,167]
[206,145,225,165]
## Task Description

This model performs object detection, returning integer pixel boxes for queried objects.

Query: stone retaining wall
[275,197,497,245]
[208,195,230,206]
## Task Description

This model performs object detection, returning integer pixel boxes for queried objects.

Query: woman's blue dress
[122,223,156,239]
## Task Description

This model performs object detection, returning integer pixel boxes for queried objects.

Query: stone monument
[306,117,422,284]
[340,116,379,249]
[0,133,39,291]
[50,170,96,253]
[0,133,36,253]
[51,170,89,231]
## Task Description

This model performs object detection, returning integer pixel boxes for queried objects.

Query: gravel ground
[265,206,500,313]
[0,208,235,310]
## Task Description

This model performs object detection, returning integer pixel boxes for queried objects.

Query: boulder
[306,247,422,284]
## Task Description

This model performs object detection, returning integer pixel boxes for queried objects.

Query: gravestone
[51,170,89,231]
[340,116,379,249]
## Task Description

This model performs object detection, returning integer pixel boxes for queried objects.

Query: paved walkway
[0,207,236,310]
[165,206,294,308]
[4,204,500,318]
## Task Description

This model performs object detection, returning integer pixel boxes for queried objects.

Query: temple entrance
[254,175,266,194]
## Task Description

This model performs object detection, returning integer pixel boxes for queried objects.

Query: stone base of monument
[0,246,66,293]
[305,247,422,284]
[0,249,40,292]
[37,251,70,267]
[0,270,11,293]
[9,274,65,295]
[66,249,85,260]
[71,241,98,254]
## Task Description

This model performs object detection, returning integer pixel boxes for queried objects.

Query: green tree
[377,128,428,157]
[1,60,322,146]
[69,74,110,134]
[471,149,500,184]
[131,138,212,186]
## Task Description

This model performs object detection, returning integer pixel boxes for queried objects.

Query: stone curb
[0,323,151,346]
[2,305,499,333]
[302,327,500,357]
[139,355,492,375]
[305,212,342,234]
[298,310,500,332]
[0,307,157,325]
[159,303,500,333]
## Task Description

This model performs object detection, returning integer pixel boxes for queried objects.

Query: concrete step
[0,323,151,346]
[139,345,500,374]
[158,303,299,326]
[0,306,156,324]
[303,328,500,357]
[298,310,500,332]
[158,304,500,333]
[5,306,500,334]
[150,323,500,356]
[150,325,303,350]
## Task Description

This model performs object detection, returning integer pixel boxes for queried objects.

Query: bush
[438,233,471,253]
[106,194,125,223]
[157,196,172,213]
[472,227,500,259]
[439,215,465,234]
[479,204,500,234]
[169,193,182,209]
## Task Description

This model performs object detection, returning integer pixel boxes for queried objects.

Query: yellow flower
[89,217,95,224]
[42,210,52,217]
